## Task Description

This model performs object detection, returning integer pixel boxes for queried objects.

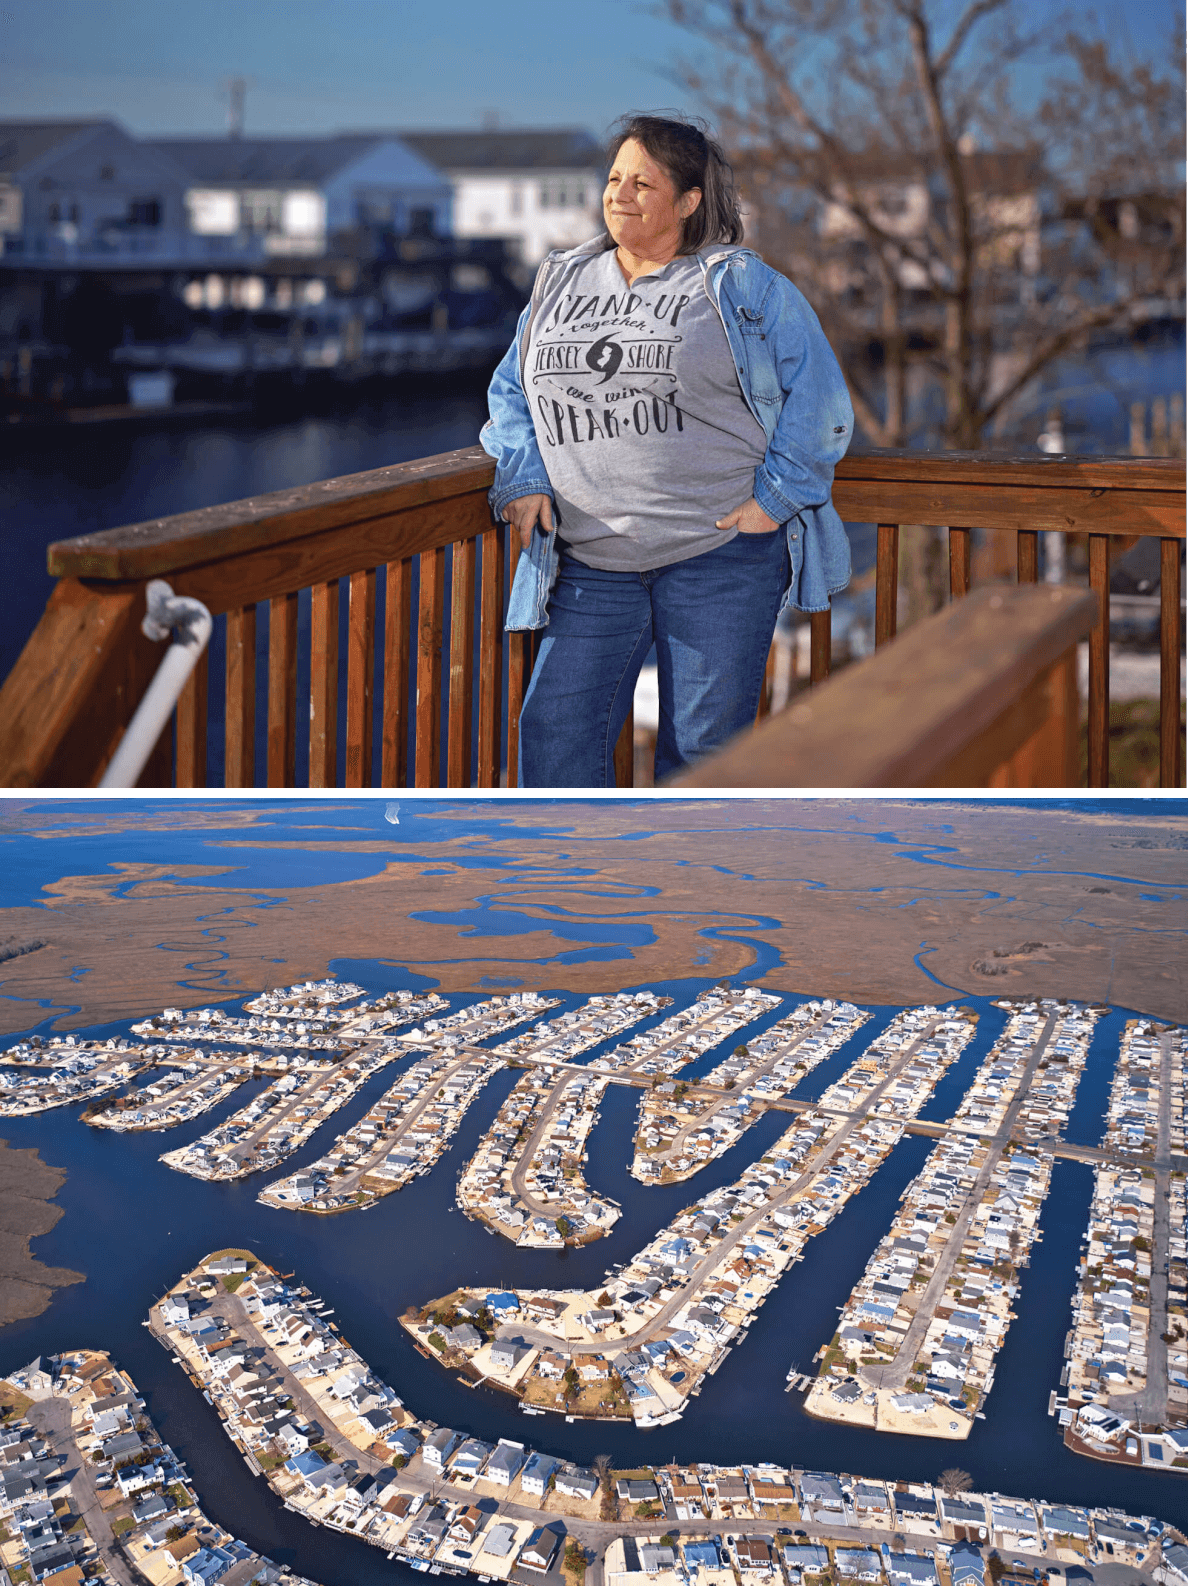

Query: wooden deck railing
[0,447,1182,789]
[673,583,1096,787]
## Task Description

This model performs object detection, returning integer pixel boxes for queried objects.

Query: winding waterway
[1,799,1186,1580]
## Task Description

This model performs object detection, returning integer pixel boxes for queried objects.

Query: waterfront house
[519,1451,559,1497]
[397,129,603,263]
[486,1439,527,1486]
[735,1535,775,1574]
[482,1521,517,1558]
[639,1543,677,1574]
[422,1427,459,1469]
[554,1465,598,1502]
[450,1437,494,1479]
[181,1545,236,1586]
[384,1427,420,1460]
[448,1505,485,1544]
[147,134,450,260]
[684,1539,722,1572]
[617,1477,659,1504]
[518,1525,560,1572]
[489,1338,526,1372]
[0,119,193,266]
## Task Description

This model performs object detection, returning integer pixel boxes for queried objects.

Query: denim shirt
[480,233,854,631]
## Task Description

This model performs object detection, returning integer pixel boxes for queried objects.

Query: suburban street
[27,1391,136,1586]
[498,1018,947,1361]
[870,1011,1058,1390]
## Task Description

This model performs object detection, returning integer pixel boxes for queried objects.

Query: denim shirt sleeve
[746,271,854,529]
[480,300,555,520]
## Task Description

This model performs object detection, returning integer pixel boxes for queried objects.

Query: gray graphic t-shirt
[526,246,768,571]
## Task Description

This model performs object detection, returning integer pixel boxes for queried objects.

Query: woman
[481,113,853,786]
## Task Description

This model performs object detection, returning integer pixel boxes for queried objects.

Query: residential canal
[1,801,1186,1580]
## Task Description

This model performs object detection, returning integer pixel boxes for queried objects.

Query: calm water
[2,801,1186,1579]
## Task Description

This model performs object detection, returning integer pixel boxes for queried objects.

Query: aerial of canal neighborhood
[0,806,1181,1588]
[3,967,1187,1586]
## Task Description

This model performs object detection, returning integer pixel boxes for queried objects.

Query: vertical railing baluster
[381,558,412,788]
[415,545,445,787]
[1161,537,1184,788]
[505,535,527,788]
[810,608,831,683]
[755,642,776,720]
[267,591,298,787]
[875,523,900,646]
[1017,530,1039,584]
[614,711,634,787]
[225,604,256,788]
[175,645,208,787]
[309,580,339,787]
[346,567,376,787]
[1087,534,1110,787]
[949,527,971,599]
[477,526,505,787]
[447,537,476,788]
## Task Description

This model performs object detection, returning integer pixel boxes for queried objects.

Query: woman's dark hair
[605,112,744,252]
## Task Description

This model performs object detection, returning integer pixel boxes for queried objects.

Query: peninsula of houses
[129,1250,1186,1587]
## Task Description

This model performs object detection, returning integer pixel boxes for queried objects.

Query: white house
[146,134,452,260]
[0,119,191,264]
[397,128,604,265]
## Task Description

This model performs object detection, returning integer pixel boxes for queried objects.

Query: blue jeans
[519,530,790,786]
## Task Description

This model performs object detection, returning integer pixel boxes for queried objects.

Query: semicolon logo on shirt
[585,335,624,383]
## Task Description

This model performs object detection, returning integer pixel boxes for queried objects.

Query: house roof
[396,129,603,174]
[145,134,439,187]
[0,121,109,173]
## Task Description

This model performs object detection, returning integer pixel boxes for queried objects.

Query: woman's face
[604,136,701,258]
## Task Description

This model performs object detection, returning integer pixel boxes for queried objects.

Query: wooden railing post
[345,567,376,787]
[949,527,971,599]
[810,608,831,683]
[1087,534,1110,787]
[175,646,208,788]
[614,710,635,787]
[1161,537,1184,787]
[477,526,505,787]
[447,538,476,788]
[267,591,298,787]
[875,524,899,646]
[505,533,527,789]
[381,558,412,788]
[224,603,256,787]
[309,579,339,787]
[415,545,445,787]
[1017,530,1039,585]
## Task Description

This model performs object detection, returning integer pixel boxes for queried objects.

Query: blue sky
[3,0,1177,140]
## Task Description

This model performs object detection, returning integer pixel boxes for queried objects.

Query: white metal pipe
[99,580,213,788]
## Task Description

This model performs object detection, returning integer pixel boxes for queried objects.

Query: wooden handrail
[1,446,1182,790]
[671,585,1098,788]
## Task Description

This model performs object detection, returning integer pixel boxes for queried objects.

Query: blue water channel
[2,803,1187,1578]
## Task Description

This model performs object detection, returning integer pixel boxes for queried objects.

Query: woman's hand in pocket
[503,494,555,551]
[716,497,778,535]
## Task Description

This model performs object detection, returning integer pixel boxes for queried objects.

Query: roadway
[27,1390,136,1585]
[640,1011,832,1173]
[868,1012,1058,1392]
[496,1018,947,1362]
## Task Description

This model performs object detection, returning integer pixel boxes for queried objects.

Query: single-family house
[555,1465,598,1501]
[486,1439,526,1486]
[519,1450,559,1497]
[422,1427,459,1469]
[519,1525,560,1572]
